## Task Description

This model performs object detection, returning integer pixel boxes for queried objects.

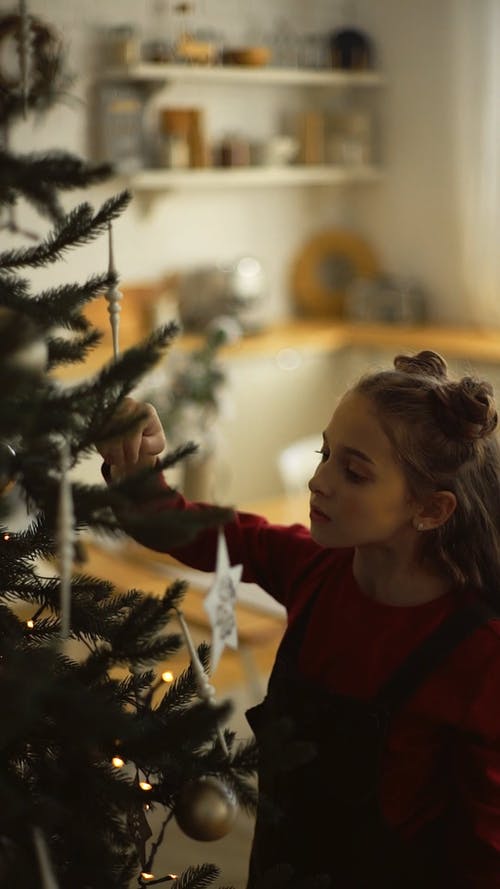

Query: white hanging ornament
[57,439,74,640]
[174,774,238,841]
[103,227,144,685]
[204,528,242,674]
[175,606,228,755]
[105,223,123,360]
[32,827,60,889]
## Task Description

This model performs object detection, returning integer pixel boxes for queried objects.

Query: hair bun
[394,350,448,379]
[431,378,498,440]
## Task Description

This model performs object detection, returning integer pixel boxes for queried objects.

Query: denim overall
[246,590,494,889]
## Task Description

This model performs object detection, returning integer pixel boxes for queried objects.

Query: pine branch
[17,462,232,553]
[0,515,57,561]
[0,271,31,305]
[0,150,113,224]
[4,573,112,609]
[22,615,60,644]
[0,376,51,442]
[108,592,182,656]
[155,668,198,714]
[114,671,156,708]
[173,864,220,889]
[0,191,131,271]
[75,643,131,687]
[33,272,118,330]
[121,698,232,773]
[0,603,26,645]
[89,322,180,402]
[47,329,102,368]
[227,738,259,774]
[0,149,113,191]
[162,579,190,614]
[155,640,210,717]
[221,767,258,815]
[126,634,184,669]
[0,269,116,335]
[28,323,181,457]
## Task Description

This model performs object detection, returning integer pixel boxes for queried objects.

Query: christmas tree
[0,7,257,887]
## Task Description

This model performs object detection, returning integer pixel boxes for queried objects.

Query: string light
[25,606,44,630]
[139,875,178,886]
[139,780,153,792]
[111,756,125,769]
[3,533,10,541]
[161,670,174,683]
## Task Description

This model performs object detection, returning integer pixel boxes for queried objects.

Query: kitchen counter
[54,317,500,382]
[193,319,500,364]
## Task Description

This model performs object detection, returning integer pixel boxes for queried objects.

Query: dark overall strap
[375,599,498,717]
[276,586,322,663]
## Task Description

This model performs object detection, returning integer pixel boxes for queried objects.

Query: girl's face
[308,391,417,549]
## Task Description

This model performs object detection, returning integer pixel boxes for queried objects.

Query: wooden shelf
[100,63,384,196]
[126,164,383,192]
[101,62,386,88]
[203,319,500,365]
[54,318,500,383]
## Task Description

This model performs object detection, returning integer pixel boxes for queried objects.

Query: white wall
[7,0,472,501]
[349,0,463,325]
[8,0,464,325]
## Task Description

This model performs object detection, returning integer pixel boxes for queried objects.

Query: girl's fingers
[96,399,166,470]
[142,431,167,455]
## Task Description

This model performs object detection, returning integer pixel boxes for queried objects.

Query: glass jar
[108,25,140,66]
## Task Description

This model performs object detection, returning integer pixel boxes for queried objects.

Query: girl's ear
[414,490,457,531]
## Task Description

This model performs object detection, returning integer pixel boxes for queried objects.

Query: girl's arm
[96,397,320,608]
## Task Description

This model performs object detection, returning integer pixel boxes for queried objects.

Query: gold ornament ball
[174,775,238,841]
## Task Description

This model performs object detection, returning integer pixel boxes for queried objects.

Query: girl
[98,350,500,888]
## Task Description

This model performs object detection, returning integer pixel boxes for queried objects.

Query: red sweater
[121,482,500,886]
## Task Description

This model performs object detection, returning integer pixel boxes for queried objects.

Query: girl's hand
[96,397,167,479]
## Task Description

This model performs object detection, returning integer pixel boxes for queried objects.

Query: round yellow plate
[290,228,380,318]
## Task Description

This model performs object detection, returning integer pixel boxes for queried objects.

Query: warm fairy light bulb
[112,756,125,768]
[3,533,10,541]
[139,780,153,791]
[161,670,174,683]
[140,874,155,882]
[26,619,34,628]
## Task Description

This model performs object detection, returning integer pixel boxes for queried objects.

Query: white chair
[277,434,322,495]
